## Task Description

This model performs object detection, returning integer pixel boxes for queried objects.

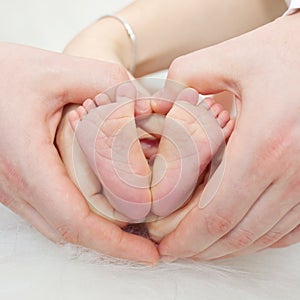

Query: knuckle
[1,160,28,192]
[56,223,80,245]
[256,130,292,168]
[226,228,255,249]
[203,211,232,236]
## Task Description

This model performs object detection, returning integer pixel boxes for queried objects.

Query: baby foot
[148,183,206,242]
[151,88,234,217]
[68,82,151,221]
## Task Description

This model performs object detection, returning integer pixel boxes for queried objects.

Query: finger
[27,146,159,263]
[159,117,279,258]
[167,43,240,96]
[56,54,130,104]
[194,202,300,260]
[0,196,61,243]
[193,176,300,260]
[249,202,300,251]
[270,226,300,249]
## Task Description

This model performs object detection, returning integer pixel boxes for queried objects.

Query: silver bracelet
[98,14,136,74]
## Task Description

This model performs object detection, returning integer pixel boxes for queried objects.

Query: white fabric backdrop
[0,1,300,300]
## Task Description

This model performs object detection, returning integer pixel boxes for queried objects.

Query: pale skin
[0,0,291,264]
[160,11,300,261]
[63,0,293,260]
[56,81,234,224]
[0,43,159,263]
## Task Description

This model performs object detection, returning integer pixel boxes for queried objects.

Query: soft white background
[0,0,132,52]
[0,1,300,300]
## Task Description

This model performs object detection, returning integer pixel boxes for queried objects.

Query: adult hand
[0,43,158,264]
[159,12,300,261]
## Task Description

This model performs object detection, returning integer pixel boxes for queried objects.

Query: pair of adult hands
[1,12,300,264]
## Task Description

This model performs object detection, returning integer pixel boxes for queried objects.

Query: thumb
[167,42,240,96]
[57,54,130,104]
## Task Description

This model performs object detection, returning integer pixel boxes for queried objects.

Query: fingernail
[160,255,177,263]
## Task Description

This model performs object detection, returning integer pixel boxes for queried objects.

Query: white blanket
[1,204,300,300]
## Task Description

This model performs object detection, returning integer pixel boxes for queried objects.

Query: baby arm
[64,0,286,77]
